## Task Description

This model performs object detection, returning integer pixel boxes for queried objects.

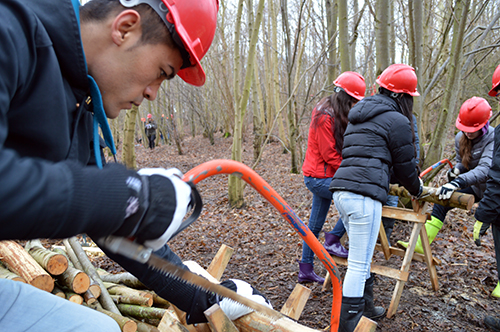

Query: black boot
[298,262,325,284]
[339,296,364,332]
[382,217,395,245]
[363,273,385,320]
[485,316,500,332]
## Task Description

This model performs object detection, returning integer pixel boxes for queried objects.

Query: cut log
[354,316,377,332]
[83,288,97,305]
[233,311,319,332]
[105,283,154,303]
[25,239,68,276]
[56,265,90,294]
[111,294,153,307]
[389,184,473,210]
[89,279,102,299]
[157,309,190,332]
[116,304,166,320]
[52,285,65,298]
[68,237,120,315]
[66,292,83,305]
[98,270,146,289]
[144,291,170,308]
[0,240,53,292]
[91,302,137,332]
[128,317,161,332]
[204,304,238,332]
[0,262,26,283]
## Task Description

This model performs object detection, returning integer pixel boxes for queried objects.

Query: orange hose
[184,159,342,331]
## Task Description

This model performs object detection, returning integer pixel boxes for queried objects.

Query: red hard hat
[147,113,152,119]
[488,64,500,97]
[456,97,491,132]
[376,64,420,96]
[333,71,366,100]
[120,0,219,87]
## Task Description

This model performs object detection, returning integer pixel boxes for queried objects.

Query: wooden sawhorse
[323,200,440,318]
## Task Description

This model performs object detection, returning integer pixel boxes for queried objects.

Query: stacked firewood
[0,238,333,332]
[0,237,178,332]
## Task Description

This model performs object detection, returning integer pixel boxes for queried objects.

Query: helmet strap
[334,86,344,94]
[119,0,192,69]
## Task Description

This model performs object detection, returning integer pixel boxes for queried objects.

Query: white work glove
[218,279,273,320]
[446,167,460,182]
[437,179,462,200]
[118,168,192,251]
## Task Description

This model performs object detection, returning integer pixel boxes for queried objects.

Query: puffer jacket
[329,94,420,203]
[302,108,342,178]
[475,125,500,225]
[453,126,494,199]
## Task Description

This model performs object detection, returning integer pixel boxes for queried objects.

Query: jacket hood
[348,94,400,124]
[25,0,88,92]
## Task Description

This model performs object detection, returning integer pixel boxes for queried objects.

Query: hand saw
[98,236,283,321]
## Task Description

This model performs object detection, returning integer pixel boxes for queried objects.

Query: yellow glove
[473,220,490,247]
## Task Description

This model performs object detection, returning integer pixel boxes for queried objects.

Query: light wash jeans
[333,191,382,297]
[0,279,120,331]
[302,176,344,264]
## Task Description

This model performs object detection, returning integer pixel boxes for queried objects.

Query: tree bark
[0,240,53,292]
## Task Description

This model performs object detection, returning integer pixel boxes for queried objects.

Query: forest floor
[99,132,499,332]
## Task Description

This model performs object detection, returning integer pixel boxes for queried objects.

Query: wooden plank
[378,222,391,260]
[280,284,311,320]
[207,244,234,281]
[204,304,239,332]
[354,316,377,332]
[327,256,409,282]
[419,225,439,291]
[234,312,321,331]
[374,244,441,265]
[381,206,427,224]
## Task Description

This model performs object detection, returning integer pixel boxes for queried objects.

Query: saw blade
[147,254,283,321]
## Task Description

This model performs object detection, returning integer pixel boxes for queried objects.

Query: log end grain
[46,255,68,276]
[72,271,90,294]
[30,274,54,293]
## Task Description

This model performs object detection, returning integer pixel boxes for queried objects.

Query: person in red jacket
[299,71,365,283]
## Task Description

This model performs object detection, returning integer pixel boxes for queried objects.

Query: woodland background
[99,1,500,330]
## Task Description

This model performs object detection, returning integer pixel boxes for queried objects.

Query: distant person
[145,114,157,150]
[300,71,365,284]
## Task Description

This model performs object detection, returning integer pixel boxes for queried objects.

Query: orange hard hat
[333,71,366,100]
[456,97,491,133]
[120,0,218,87]
[141,117,146,122]
[147,113,152,119]
[376,64,420,96]
[488,64,500,97]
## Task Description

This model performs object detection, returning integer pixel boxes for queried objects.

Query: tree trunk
[123,106,138,170]
[338,0,350,71]
[375,0,390,74]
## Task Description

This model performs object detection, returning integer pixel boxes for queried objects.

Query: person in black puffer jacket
[329,64,423,332]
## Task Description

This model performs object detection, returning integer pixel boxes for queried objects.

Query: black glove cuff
[113,174,149,238]
[451,177,466,189]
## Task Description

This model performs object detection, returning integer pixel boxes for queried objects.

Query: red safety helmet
[120,0,219,87]
[376,64,420,96]
[147,113,152,119]
[488,64,500,97]
[456,97,491,132]
[333,71,366,101]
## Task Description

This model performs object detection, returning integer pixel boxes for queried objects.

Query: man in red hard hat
[0,0,269,330]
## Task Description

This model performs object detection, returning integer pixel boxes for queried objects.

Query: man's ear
[110,9,141,46]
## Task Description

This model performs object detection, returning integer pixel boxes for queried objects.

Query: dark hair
[311,89,357,153]
[379,87,417,159]
[458,134,472,170]
[80,0,174,47]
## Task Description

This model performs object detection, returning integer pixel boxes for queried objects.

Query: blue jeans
[0,279,120,331]
[302,176,344,264]
[333,191,382,297]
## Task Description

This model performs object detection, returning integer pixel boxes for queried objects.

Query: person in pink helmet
[0,0,270,330]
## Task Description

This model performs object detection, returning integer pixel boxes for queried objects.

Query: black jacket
[0,0,136,240]
[475,125,500,225]
[329,94,421,203]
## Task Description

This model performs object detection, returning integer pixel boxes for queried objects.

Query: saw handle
[97,236,152,264]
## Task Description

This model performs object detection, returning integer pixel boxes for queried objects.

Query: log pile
[0,237,374,332]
